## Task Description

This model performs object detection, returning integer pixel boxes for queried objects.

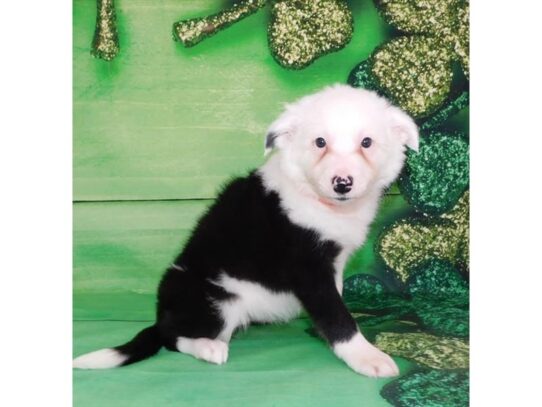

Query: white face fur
[265,85,419,206]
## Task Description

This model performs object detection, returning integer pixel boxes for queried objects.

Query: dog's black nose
[332,176,353,194]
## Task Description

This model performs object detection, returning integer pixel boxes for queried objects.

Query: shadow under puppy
[73,84,418,377]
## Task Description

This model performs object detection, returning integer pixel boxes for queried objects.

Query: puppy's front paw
[349,344,399,378]
[334,333,399,378]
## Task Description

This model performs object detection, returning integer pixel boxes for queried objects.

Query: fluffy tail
[73,325,162,369]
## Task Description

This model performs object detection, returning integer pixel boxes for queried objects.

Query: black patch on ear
[265,131,279,150]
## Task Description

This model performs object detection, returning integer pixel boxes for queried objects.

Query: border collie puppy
[73,85,418,377]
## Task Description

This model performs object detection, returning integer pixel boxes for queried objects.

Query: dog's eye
[315,137,327,148]
[361,137,373,148]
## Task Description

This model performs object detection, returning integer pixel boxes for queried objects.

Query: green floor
[73,0,469,405]
[74,319,408,407]
[73,288,468,406]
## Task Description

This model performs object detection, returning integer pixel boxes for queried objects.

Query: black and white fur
[73,85,418,377]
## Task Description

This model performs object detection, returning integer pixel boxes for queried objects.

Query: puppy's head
[265,85,418,205]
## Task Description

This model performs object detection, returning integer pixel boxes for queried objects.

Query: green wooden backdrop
[74,0,468,319]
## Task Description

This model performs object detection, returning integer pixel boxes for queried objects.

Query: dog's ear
[264,108,295,156]
[388,105,419,152]
[264,130,281,155]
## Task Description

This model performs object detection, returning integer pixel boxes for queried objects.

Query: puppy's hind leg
[175,292,252,364]
[157,268,232,365]
[176,337,229,365]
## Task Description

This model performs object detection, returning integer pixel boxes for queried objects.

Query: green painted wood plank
[74,292,156,321]
[74,0,392,201]
[74,194,410,319]
[74,199,208,296]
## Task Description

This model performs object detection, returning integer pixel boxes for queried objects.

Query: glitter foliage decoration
[408,259,469,337]
[398,130,469,216]
[407,259,468,300]
[419,90,469,131]
[415,297,468,337]
[173,0,354,69]
[91,0,120,61]
[381,369,469,407]
[173,0,266,47]
[378,191,469,283]
[406,258,469,337]
[268,0,353,69]
[342,264,468,338]
[348,0,469,118]
[343,274,414,328]
[375,332,469,369]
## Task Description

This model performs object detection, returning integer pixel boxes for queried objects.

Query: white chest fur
[214,274,302,342]
[258,159,381,249]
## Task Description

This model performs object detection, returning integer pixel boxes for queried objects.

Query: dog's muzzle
[332,176,353,195]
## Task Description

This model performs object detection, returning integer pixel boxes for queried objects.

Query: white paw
[348,344,399,378]
[176,337,229,365]
[195,338,229,364]
[333,332,399,378]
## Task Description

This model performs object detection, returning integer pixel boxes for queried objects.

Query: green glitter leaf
[399,130,469,215]
[173,0,266,47]
[376,332,469,369]
[419,91,469,131]
[407,260,469,337]
[376,0,460,36]
[378,191,469,283]
[347,60,381,93]
[454,1,470,77]
[415,299,469,337]
[343,273,389,302]
[343,274,417,328]
[370,36,454,118]
[378,218,457,283]
[268,0,354,69]
[441,190,469,269]
[91,0,120,61]
[381,369,469,407]
[407,259,468,300]
[348,0,469,117]
[341,268,469,336]
[343,274,412,313]
[348,61,469,129]
[173,0,354,69]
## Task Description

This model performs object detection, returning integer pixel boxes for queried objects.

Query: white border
[2,0,541,405]
[471,1,542,406]
[0,0,72,405]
